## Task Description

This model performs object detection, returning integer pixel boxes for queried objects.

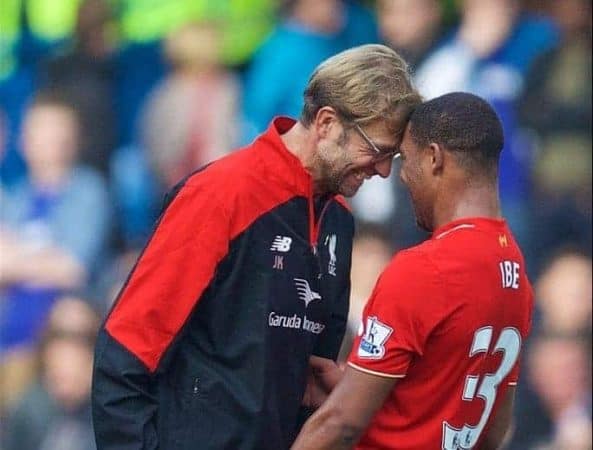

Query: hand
[302,369,329,409]
[302,357,345,408]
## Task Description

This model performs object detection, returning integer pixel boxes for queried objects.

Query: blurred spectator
[108,142,159,250]
[113,0,219,147]
[510,249,592,450]
[0,0,83,78]
[0,55,33,188]
[338,225,392,362]
[0,90,111,409]
[110,20,242,249]
[377,0,445,69]
[414,0,559,255]
[0,0,85,186]
[0,75,31,186]
[141,21,240,188]
[511,333,592,450]
[115,0,275,58]
[41,0,117,175]
[1,296,100,450]
[208,0,278,69]
[0,107,7,184]
[114,0,275,147]
[241,0,378,142]
[520,0,591,136]
[518,0,592,272]
[534,249,592,335]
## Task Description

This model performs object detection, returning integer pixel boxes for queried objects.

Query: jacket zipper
[308,190,332,254]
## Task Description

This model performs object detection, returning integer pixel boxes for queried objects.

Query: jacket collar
[255,117,313,196]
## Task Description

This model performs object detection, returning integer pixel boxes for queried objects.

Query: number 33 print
[442,326,522,450]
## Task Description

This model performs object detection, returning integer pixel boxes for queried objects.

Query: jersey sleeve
[348,250,444,378]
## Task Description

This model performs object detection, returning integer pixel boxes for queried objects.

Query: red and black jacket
[92,118,354,450]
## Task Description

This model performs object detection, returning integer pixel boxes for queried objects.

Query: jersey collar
[432,217,507,240]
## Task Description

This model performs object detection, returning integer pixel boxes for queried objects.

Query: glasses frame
[352,123,401,162]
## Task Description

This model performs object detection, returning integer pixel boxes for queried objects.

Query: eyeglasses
[353,123,401,162]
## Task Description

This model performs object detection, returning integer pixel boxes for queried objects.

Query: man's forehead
[364,120,400,146]
[401,122,414,141]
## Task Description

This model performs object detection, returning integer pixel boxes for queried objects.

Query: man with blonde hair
[92,44,421,450]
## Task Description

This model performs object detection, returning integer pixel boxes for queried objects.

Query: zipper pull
[193,378,199,394]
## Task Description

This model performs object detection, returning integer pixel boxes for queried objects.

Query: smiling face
[398,123,437,231]
[315,117,400,197]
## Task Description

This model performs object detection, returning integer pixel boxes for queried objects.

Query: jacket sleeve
[92,330,159,450]
[92,179,231,449]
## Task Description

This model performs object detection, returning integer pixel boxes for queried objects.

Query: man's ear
[313,107,339,139]
[429,142,444,175]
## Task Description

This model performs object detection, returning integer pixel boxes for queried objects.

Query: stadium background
[0,0,590,449]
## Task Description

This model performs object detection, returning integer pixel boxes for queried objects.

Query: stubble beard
[411,194,433,232]
[319,158,340,194]
[416,216,432,232]
[406,164,433,231]
[316,142,350,196]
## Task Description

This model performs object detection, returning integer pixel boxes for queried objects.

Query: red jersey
[348,218,533,450]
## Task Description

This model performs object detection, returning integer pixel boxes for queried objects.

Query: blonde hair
[301,44,421,133]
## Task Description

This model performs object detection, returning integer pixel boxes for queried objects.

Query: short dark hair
[408,92,504,177]
[29,88,77,113]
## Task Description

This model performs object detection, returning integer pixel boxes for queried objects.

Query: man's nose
[373,158,393,178]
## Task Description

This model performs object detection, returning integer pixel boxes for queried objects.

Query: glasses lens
[353,123,400,162]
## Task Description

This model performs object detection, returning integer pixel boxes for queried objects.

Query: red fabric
[333,195,352,213]
[106,118,315,372]
[348,218,533,450]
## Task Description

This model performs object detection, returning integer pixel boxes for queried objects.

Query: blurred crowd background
[0,0,590,449]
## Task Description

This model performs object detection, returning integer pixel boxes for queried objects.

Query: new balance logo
[294,278,322,307]
[271,236,292,252]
